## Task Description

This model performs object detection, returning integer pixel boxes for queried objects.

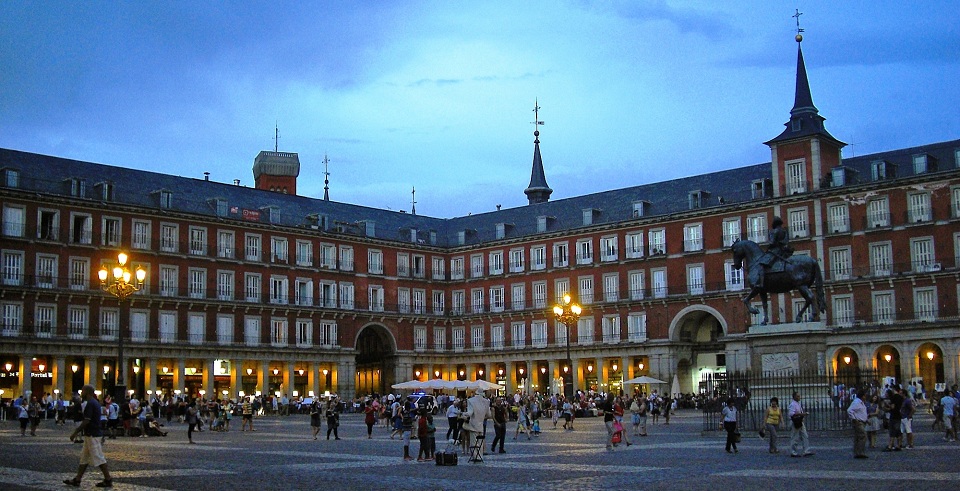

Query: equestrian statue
[731,216,825,325]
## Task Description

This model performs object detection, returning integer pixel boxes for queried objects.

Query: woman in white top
[721,398,739,453]
[445,399,461,442]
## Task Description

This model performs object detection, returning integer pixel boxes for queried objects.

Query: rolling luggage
[435,442,458,466]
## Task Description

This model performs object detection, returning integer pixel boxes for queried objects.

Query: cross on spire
[531,99,544,132]
[322,153,331,201]
[793,9,804,42]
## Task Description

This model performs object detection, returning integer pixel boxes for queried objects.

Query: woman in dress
[310,399,322,440]
[867,395,882,448]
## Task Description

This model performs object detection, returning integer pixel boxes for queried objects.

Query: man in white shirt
[787,391,814,457]
[940,391,957,442]
[846,389,868,459]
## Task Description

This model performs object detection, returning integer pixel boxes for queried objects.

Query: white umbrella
[390,380,424,390]
[423,378,454,390]
[466,379,503,391]
[623,375,668,385]
[671,374,681,397]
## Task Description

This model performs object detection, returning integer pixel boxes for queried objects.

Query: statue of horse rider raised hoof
[731,217,825,325]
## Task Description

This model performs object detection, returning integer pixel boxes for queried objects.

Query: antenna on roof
[323,153,331,201]
[411,186,417,216]
[274,122,280,152]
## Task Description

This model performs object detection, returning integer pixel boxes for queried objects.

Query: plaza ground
[0,409,957,490]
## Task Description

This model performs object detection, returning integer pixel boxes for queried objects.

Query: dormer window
[67,178,86,198]
[2,168,19,188]
[495,223,514,239]
[751,179,772,200]
[582,208,600,226]
[871,160,896,181]
[261,206,280,224]
[429,231,437,245]
[688,190,710,210]
[791,119,802,132]
[913,153,937,174]
[831,166,858,187]
[209,198,228,217]
[95,181,114,201]
[361,220,375,237]
[154,190,173,209]
[632,201,650,218]
[457,231,466,245]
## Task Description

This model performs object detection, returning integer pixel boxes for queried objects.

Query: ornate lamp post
[552,293,582,399]
[98,252,145,402]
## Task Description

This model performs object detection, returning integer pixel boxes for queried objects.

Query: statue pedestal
[747,321,827,336]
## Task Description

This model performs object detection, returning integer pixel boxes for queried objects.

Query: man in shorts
[64,384,113,488]
[241,397,255,431]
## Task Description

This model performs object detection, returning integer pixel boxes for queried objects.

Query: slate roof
[2,138,959,249]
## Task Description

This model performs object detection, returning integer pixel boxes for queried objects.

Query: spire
[411,186,417,215]
[765,12,844,147]
[524,100,553,205]
[322,153,330,201]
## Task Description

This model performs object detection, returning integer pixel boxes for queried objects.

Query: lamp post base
[113,384,127,403]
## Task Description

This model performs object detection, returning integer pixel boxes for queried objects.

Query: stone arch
[353,323,398,396]
[668,305,728,343]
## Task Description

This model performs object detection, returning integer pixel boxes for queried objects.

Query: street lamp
[98,252,146,402]
[552,293,582,399]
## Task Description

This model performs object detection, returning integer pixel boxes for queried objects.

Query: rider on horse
[756,216,793,288]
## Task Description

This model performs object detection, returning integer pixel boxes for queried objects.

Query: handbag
[613,420,624,433]
[791,414,804,429]
[759,428,766,438]
[734,431,742,443]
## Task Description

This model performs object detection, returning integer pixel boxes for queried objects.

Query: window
[35,254,56,288]
[576,239,593,264]
[397,253,410,277]
[785,159,807,194]
[36,304,56,338]
[264,207,280,224]
[1,302,22,336]
[632,201,649,217]
[188,268,207,299]
[688,190,709,209]
[872,291,895,324]
[627,312,647,342]
[628,271,644,300]
[414,326,427,351]
[490,286,504,312]
[954,186,960,218]
[217,271,234,300]
[531,321,547,348]
[531,246,546,270]
[509,249,524,273]
[648,229,665,255]
[159,190,173,209]
[869,242,892,276]
[603,273,619,302]
[412,254,425,278]
[159,266,178,297]
[245,273,261,302]
[294,279,313,306]
[553,242,569,267]
[70,213,93,244]
[578,276,594,304]
[491,324,504,349]
[38,209,59,241]
[582,209,596,226]
[687,264,704,295]
[511,283,525,311]
[602,315,620,343]
[907,192,931,223]
[913,154,935,174]
[339,283,355,309]
[3,168,19,188]
[412,289,425,314]
[791,298,814,323]
[131,220,150,250]
[683,224,703,252]
[397,288,410,313]
[67,306,88,339]
[452,326,465,352]
[338,246,354,271]
[319,281,337,308]
[186,227,206,255]
[216,316,233,345]
[451,257,465,279]
[625,232,643,258]
[298,241,316,267]
[368,285,384,312]
[271,318,288,347]
[555,320,568,346]
[532,281,546,309]
[600,236,618,261]
[872,160,895,181]
[489,251,503,275]
[2,250,24,286]
[188,314,205,345]
[537,216,548,233]
[296,319,312,347]
[452,290,465,315]
[213,198,228,217]
[244,234,261,261]
[69,257,89,290]
[511,322,525,348]
[752,179,772,199]
[368,249,383,274]
[244,317,261,346]
[470,254,483,278]
[159,223,178,252]
[724,261,743,291]
[217,230,237,259]
[433,327,446,351]
[432,257,445,280]
[69,178,86,197]
[867,198,890,228]
[554,278,569,303]
[829,247,851,281]
[787,208,808,238]
[910,237,936,272]
[651,269,667,298]
[159,313,179,343]
[577,317,594,345]
[722,219,741,247]
[432,290,445,315]
[496,223,506,239]
[318,243,336,268]
[471,325,484,350]
[271,237,288,263]
[832,295,853,327]
[746,215,766,243]
[319,321,337,346]
[914,287,937,322]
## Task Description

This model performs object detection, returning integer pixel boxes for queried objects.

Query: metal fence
[700,368,880,432]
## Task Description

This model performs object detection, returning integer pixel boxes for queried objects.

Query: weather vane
[531,99,544,133]
[793,9,804,42]
[322,153,331,201]
[411,186,417,215]
[273,122,281,152]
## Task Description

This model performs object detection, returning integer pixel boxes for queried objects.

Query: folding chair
[468,434,485,463]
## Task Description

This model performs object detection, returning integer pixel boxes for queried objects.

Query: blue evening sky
[1,1,958,217]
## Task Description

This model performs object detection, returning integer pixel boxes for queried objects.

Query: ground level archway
[354,323,397,396]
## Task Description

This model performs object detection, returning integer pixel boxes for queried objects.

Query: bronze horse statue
[731,239,825,325]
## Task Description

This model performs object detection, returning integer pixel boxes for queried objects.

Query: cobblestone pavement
[0,410,957,491]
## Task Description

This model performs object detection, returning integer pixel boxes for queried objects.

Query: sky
[2,1,958,218]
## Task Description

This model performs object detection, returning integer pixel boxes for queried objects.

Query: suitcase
[435,443,458,466]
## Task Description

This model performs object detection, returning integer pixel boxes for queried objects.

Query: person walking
[847,389,869,459]
[788,391,814,457]
[17,399,29,436]
[241,397,255,432]
[600,394,617,451]
[445,398,461,442]
[490,397,508,454]
[721,398,739,454]
[884,387,904,451]
[901,390,916,449]
[309,399,322,440]
[325,399,341,440]
[763,397,782,454]
[940,390,957,442]
[363,400,376,439]
[63,384,113,488]
[613,396,631,446]
[186,401,199,444]
[513,402,531,441]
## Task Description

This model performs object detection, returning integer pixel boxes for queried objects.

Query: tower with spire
[765,10,845,197]
[253,125,301,194]
[524,100,553,205]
